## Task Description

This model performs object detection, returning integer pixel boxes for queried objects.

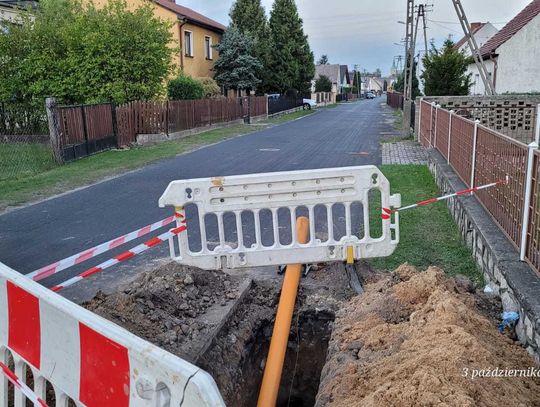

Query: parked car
[303,98,317,110]
[366,92,376,99]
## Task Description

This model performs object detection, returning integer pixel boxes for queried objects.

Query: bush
[167,74,204,100]
[198,77,222,98]
[0,0,174,105]
[315,75,332,92]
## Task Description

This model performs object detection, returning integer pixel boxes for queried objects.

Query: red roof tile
[154,0,226,32]
[479,0,540,58]
[454,22,486,50]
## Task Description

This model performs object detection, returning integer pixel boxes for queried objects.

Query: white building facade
[467,1,540,94]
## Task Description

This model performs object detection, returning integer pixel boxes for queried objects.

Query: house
[93,0,225,78]
[454,22,499,56]
[367,77,385,94]
[313,64,350,95]
[467,0,540,94]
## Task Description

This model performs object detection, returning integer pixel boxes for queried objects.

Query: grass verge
[393,109,404,129]
[0,109,318,211]
[368,165,481,282]
[267,109,314,124]
[0,125,258,210]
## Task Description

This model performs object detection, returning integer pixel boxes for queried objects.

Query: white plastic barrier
[0,262,225,407]
[159,166,401,269]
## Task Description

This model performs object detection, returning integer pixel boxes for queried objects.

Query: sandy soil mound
[84,262,243,360]
[316,264,540,407]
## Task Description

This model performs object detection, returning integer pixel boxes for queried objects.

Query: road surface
[0,98,397,289]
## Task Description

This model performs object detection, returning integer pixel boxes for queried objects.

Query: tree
[229,0,271,92]
[352,70,362,94]
[167,74,204,100]
[315,75,332,92]
[421,39,473,96]
[318,54,329,65]
[0,0,174,105]
[394,59,421,98]
[213,26,263,91]
[268,0,315,94]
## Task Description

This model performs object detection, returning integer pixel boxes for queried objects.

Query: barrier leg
[257,217,309,407]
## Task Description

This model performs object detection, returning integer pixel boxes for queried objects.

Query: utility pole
[418,4,431,57]
[403,0,415,101]
[451,0,496,95]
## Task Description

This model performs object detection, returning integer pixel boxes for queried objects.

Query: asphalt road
[0,98,396,288]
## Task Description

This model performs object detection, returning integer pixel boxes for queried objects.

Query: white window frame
[184,30,194,57]
[205,35,213,60]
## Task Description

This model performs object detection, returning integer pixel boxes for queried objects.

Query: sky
[177,0,532,75]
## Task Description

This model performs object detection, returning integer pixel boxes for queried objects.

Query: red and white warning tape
[50,223,187,293]
[27,213,183,282]
[381,177,509,219]
[0,361,48,407]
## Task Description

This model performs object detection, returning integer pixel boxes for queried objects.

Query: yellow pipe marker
[257,216,310,407]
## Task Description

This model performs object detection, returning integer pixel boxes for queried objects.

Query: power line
[428,19,509,25]
[427,19,464,34]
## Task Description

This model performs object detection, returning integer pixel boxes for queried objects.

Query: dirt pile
[316,264,540,407]
[84,262,244,360]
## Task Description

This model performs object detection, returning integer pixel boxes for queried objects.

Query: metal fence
[419,100,540,274]
[0,102,56,181]
[387,92,404,109]
[56,103,117,161]
[268,96,303,115]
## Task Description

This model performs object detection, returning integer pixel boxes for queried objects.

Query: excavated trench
[77,261,540,406]
[82,261,352,407]
[196,281,336,407]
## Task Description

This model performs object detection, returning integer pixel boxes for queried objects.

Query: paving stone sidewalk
[382,140,428,165]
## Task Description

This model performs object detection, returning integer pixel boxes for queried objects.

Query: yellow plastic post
[257,216,310,407]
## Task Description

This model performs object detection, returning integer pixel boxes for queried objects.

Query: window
[184,31,193,57]
[205,36,212,59]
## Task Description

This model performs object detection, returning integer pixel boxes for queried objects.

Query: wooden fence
[387,92,404,109]
[116,97,268,146]
[57,103,116,161]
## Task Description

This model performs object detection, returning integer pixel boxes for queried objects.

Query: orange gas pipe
[257,216,310,407]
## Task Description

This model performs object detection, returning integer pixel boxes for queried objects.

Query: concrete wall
[496,13,540,94]
[418,95,540,144]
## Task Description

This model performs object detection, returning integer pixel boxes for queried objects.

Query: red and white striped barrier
[0,261,225,407]
[51,223,187,293]
[0,362,47,407]
[27,214,182,282]
[381,177,509,219]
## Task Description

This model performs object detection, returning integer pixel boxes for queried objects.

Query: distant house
[93,0,225,78]
[313,64,350,95]
[367,77,385,94]
[466,0,540,94]
[454,22,499,56]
